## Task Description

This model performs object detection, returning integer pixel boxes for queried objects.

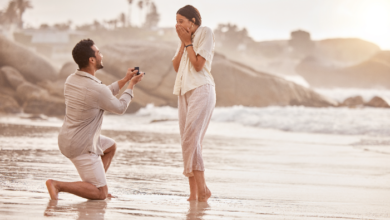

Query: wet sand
[0,120,390,219]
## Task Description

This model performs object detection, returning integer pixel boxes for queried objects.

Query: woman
[172,5,216,202]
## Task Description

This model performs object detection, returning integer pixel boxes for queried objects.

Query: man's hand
[118,68,140,90]
[128,72,144,90]
[125,68,138,81]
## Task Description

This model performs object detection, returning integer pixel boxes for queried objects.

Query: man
[46,39,144,200]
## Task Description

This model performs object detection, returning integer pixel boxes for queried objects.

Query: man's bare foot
[198,187,211,203]
[187,194,197,201]
[46,179,59,200]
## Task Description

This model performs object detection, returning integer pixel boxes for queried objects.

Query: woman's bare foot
[44,200,58,216]
[198,187,211,202]
[46,179,59,200]
[107,193,117,199]
[187,194,197,201]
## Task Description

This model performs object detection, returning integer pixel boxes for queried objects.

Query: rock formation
[101,42,338,112]
[340,96,364,108]
[2,36,388,116]
[58,62,78,81]
[1,66,26,89]
[0,35,58,83]
[365,96,390,108]
[296,39,389,88]
[0,94,21,114]
[0,65,65,116]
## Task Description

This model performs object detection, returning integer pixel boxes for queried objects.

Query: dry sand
[0,118,389,219]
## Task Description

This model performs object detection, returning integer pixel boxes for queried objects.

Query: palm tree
[14,0,32,28]
[145,0,150,13]
[0,0,32,28]
[119,13,126,28]
[127,0,133,27]
[143,2,159,29]
[137,0,143,27]
[2,1,18,25]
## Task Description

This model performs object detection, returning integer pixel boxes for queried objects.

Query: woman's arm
[177,26,207,72]
[184,46,206,72]
[172,42,185,72]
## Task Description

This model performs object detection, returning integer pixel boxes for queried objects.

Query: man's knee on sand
[94,186,108,200]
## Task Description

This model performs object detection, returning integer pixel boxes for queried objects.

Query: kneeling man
[46,39,144,200]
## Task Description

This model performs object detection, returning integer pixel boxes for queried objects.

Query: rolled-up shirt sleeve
[98,85,134,115]
[195,27,214,61]
[107,81,120,96]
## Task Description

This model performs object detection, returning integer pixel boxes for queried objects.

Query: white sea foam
[211,105,390,136]
[135,104,390,136]
[281,75,310,88]
[314,88,390,102]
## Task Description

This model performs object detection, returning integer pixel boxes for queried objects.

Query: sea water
[0,91,390,219]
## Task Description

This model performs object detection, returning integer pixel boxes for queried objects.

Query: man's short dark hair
[72,39,95,69]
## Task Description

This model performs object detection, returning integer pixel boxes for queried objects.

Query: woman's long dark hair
[177,5,202,26]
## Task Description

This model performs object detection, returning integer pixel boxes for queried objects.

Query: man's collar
[75,70,102,84]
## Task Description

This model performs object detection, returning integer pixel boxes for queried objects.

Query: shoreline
[0,119,389,219]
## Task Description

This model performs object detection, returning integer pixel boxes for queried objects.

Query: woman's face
[176,14,192,30]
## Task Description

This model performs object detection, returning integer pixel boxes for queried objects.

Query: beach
[0,108,389,220]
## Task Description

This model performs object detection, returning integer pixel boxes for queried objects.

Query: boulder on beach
[23,95,66,116]
[36,80,65,98]
[0,68,5,86]
[365,96,390,108]
[340,96,364,108]
[101,41,337,109]
[1,66,26,89]
[0,35,58,83]
[296,39,390,89]
[0,94,21,114]
[95,70,119,86]
[125,88,168,113]
[7,81,66,116]
[16,82,49,103]
[212,56,337,107]
[313,38,380,66]
[58,62,78,81]
[297,54,390,89]
[0,87,17,100]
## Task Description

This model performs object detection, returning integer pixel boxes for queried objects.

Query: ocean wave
[136,104,390,136]
[314,88,390,102]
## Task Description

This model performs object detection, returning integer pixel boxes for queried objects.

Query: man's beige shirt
[58,70,133,159]
[172,26,215,96]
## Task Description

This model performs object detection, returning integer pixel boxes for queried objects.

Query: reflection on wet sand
[44,200,107,220]
[43,199,211,220]
[186,201,210,220]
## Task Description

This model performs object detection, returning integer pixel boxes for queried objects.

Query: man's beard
[96,61,104,70]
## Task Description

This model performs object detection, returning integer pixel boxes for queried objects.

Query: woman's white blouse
[172,26,216,96]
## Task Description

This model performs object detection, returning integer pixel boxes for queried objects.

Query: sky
[1,0,390,49]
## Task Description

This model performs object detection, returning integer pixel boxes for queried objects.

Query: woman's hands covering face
[175,24,192,45]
